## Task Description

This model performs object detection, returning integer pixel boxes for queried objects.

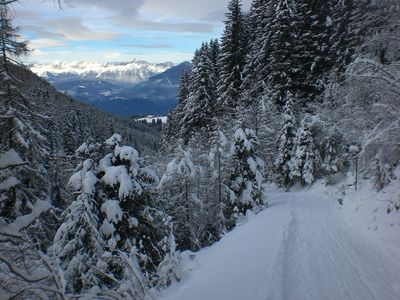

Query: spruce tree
[228,124,265,223]
[289,118,322,185]
[217,0,247,113]
[182,43,216,142]
[158,144,200,251]
[162,69,190,147]
[51,143,104,294]
[98,134,166,280]
[274,93,296,186]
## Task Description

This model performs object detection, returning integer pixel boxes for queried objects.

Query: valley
[30,60,191,116]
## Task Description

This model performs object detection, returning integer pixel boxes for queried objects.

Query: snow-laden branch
[346,58,400,95]
[0,256,48,283]
[0,200,52,236]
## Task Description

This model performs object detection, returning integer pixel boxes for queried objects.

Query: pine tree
[158,144,200,251]
[98,134,166,280]
[228,124,265,223]
[51,143,104,294]
[217,0,248,113]
[182,43,216,142]
[208,129,231,237]
[289,118,322,185]
[274,93,296,186]
[330,0,358,77]
[162,69,190,147]
[208,38,220,81]
[300,0,335,93]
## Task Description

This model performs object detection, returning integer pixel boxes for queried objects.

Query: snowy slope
[157,187,400,300]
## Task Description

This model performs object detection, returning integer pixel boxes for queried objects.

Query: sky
[12,0,252,64]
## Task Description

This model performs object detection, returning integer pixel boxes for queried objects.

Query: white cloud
[47,17,120,41]
[30,38,67,49]
[68,0,144,17]
[139,0,252,20]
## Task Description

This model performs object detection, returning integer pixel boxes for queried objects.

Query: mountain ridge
[30,60,191,116]
[30,59,174,85]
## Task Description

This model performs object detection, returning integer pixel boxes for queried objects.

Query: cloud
[139,0,253,20]
[47,17,120,41]
[13,9,40,20]
[122,43,172,49]
[23,25,64,39]
[68,0,144,17]
[30,38,67,49]
[116,19,214,33]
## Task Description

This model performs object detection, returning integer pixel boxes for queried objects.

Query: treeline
[164,0,400,187]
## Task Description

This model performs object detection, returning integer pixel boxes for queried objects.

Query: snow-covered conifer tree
[217,0,247,113]
[183,42,216,141]
[228,125,265,224]
[158,144,200,250]
[274,93,296,186]
[98,134,165,280]
[50,142,104,294]
[156,219,182,289]
[289,118,322,185]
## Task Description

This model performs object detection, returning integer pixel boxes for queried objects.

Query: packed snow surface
[158,190,400,300]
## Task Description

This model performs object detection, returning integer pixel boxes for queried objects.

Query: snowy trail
[158,192,400,300]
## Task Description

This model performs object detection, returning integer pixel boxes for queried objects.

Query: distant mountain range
[30,60,191,116]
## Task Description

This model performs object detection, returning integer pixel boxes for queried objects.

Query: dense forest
[0,0,399,298]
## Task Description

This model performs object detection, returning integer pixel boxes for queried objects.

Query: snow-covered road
[158,192,400,300]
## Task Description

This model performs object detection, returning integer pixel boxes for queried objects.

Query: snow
[68,159,97,193]
[102,166,142,198]
[0,149,24,169]
[349,145,360,152]
[30,60,173,84]
[0,177,19,190]
[137,115,168,124]
[157,180,400,300]
[1,200,52,236]
[100,221,116,237]
[105,134,122,146]
[114,145,139,165]
[234,128,253,152]
[101,200,124,224]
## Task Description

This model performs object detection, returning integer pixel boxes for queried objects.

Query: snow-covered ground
[156,176,400,300]
[137,116,167,124]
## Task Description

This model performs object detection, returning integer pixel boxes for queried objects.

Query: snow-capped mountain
[30,60,174,85]
[30,60,191,116]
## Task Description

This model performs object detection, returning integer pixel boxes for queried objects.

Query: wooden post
[354,157,358,190]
